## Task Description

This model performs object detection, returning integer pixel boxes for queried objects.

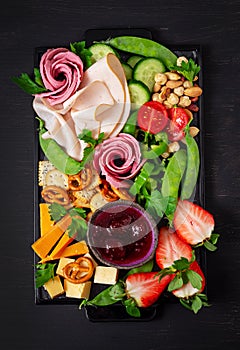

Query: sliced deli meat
[33,53,131,161]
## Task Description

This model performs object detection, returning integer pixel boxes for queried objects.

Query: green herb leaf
[34,68,45,87]
[84,282,125,307]
[123,298,141,318]
[35,263,56,288]
[68,216,88,241]
[171,58,200,82]
[124,260,154,279]
[12,72,48,94]
[48,203,67,222]
[69,207,87,219]
[78,129,105,167]
[70,41,93,69]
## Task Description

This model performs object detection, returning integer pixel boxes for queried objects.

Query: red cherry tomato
[168,107,190,130]
[137,101,168,134]
[166,107,190,141]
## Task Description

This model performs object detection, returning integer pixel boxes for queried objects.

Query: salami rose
[93,133,145,188]
[37,48,83,106]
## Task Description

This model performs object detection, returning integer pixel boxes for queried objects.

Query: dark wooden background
[1,0,239,349]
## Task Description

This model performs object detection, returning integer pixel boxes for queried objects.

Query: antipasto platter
[13,28,219,321]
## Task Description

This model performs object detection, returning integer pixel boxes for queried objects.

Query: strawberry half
[156,226,193,269]
[125,272,172,308]
[173,200,215,246]
[172,260,205,298]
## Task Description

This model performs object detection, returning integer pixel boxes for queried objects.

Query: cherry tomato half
[168,107,190,130]
[166,107,190,141]
[137,101,168,134]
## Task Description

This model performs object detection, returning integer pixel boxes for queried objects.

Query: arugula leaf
[171,58,200,82]
[70,41,93,69]
[12,72,48,94]
[49,203,67,222]
[35,263,56,288]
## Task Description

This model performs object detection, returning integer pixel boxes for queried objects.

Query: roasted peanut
[166,80,183,89]
[173,86,184,96]
[154,73,167,85]
[167,93,179,105]
[183,80,193,88]
[165,72,181,80]
[168,142,180,153]
[184,86,203,97]
[178,95,191,107]
[189,126,200,137]
[153,82,161,92]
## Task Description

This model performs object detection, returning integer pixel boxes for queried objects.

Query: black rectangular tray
[33,28,206,322]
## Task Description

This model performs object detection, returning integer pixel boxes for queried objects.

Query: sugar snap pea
[161,149,187,221]
[106,36,177,69]
[38,119,82,175]
[180,133,200,200]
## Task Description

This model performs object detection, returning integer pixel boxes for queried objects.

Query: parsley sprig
[11,68,48,95]
[171,58,200,82]
[78,129,105,168]
[70,41,93,69]
[35,262,56,288]
[49,203,88,241]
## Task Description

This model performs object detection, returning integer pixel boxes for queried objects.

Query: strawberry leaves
[180,293,210,314]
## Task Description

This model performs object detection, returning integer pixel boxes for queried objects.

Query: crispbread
[38,161,55,186]
[45,169,69,189]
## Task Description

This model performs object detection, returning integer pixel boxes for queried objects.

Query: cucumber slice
[133,58,166,92]
[128,79,150,109]
[127,55,143,68]
[88,43,117,63]
[122,62,133,80]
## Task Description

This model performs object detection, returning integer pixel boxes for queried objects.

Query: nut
[178,96,191,108]
[184,86,203,97]
[165,72,181,80]
[176,56,188,67]
[153,82,161,92]
[166,80,183,89]
[173,86,184,96]
[154,73,167,85]
[183,80,193,88]
[168,142,180,153]
[161,152,170,158]
[189,126,200,137]
[163,100,173,109]
[152,93,160,101]
[159,86,170,101]
[167,93,179,105]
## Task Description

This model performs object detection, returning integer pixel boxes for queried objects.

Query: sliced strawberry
[173,200,215,245]
[172,260,205,298]
[125,272,172,308]
[155,226,193,269]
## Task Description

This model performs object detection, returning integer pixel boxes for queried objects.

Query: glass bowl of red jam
[87,200,158,269]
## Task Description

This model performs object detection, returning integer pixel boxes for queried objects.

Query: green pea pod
[180,133,200,200]
[106,36,177,69]
[161,149,187,221]
[38,118,82,175]
[85,282,125,307]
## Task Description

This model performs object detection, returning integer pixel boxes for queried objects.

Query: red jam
[88,201,157,268]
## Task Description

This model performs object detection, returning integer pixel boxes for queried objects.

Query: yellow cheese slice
[64,280,92,299]
[56,257,75,277]
[39,203,54,236]
[32,214,71,259]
